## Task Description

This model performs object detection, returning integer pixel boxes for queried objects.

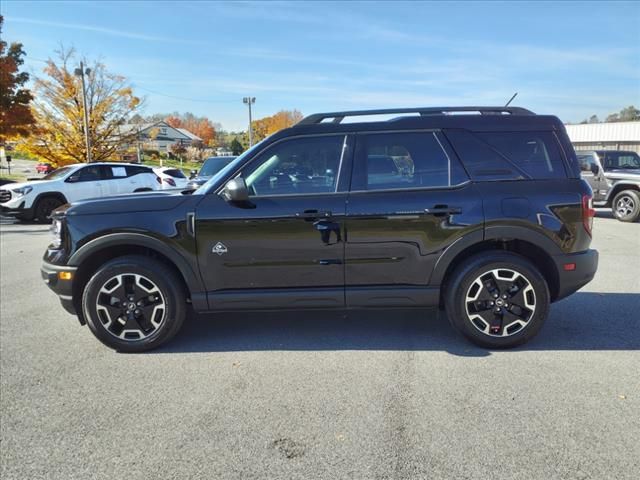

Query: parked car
[41,106,598,352]
[36,162,55,174]
[576,150,640,222]
[0,162,161,222]
[186,156,236,190]
[153,167,189,190]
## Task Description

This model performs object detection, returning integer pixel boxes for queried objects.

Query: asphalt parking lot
[1,213,639,479]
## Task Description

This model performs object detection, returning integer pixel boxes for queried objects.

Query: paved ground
[1,213,639,479]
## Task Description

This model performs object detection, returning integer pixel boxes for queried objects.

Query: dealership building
[565,122,640,153]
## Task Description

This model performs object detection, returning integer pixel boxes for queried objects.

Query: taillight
[582,194,595,236]
[164,178,176,187]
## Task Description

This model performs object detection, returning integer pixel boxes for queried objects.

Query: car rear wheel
[34,196,63,223]
[445,252,550,348]
[612,190,640,222]
[82,255,186,352]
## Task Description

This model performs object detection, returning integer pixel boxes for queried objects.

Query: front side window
[352,132,464,191]
[243,136,345,196]
[577,154,597,173]
[76,165,103,182]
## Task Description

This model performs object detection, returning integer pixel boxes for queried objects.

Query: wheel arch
[32,191,68,207]
[605,182,640,203]
[434,228,561,305]
[68,233,206,318]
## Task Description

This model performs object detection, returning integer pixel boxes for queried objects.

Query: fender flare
[430,226,562,285]
[31,191,68,208]
[67,232,204,294]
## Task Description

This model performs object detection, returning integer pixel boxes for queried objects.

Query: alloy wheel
[95,273,166,341]
[616,195,635,218]
[465,268,536,337]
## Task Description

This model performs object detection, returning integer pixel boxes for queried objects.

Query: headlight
[50,219,63,249]
[12,186,33,196]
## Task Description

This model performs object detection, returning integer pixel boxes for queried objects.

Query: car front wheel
[445,252,550,348]
[82,255,186,352]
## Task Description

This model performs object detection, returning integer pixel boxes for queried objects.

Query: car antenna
[505,92,518,107]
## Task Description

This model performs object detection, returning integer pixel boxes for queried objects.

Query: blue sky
[2,0,639,130]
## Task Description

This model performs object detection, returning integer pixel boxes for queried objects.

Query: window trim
[350,130,462,193]
[214,133,351,199]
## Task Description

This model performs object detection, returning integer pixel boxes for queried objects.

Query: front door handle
[295,209,332,220]
[424,206,462,216]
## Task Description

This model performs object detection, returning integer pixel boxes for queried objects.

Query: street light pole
[74,62,92,163]
[243,96,256,147]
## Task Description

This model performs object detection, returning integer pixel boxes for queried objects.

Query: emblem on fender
[212,242,228,256]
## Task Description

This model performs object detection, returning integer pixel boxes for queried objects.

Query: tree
[230,138,244,155]
[20,47,142,166]
[250,109,303,143]
[169,141,186,159]
[606,106,640,123]
[0,15,36,143]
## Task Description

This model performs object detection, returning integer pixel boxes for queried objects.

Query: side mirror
[190,169,197,179]
[67,175,80,183]
[590,163,600,175]
[223,177,249,202]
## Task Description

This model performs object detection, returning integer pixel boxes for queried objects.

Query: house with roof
[119,121,202,152]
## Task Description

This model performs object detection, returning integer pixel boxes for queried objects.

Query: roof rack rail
[298,106,535,125]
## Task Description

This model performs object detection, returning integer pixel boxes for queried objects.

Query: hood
[604,169,640,181]
[63,191,191,216]
[1,179,53,190]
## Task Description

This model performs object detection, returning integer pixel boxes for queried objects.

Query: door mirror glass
[223,177,249,202]
[590,163,599,175]
[67,174,80,183]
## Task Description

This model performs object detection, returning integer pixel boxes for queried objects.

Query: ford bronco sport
[41,106,599,352]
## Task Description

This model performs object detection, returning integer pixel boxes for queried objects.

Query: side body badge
[212,242,228,256]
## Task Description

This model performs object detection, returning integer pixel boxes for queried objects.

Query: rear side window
[126,166,152,177]
[446,130,567,180]
[478,132,567,179]
[164,168,186,178]
[352,132,468,191]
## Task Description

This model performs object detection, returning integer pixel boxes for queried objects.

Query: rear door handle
[296,209,332,219]
[424,206,462,216]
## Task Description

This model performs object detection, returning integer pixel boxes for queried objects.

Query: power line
[134,84,240,105]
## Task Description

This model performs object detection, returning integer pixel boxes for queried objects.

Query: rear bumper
[41,261,79,317]
[553,249,598,301]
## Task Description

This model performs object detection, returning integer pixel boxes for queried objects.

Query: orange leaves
[251,110,303,142]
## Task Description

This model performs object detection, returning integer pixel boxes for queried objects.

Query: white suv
[0,162,160,222]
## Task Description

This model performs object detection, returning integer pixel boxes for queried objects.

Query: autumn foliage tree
[0,15,36,143]
[251,110,303,143]
[20,48,142,166]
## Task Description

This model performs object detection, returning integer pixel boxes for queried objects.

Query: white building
[119,121,202,152]
[565,122,640,153]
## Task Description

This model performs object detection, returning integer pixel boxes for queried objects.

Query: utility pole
[74,62,92,162]
[243,96,256,147]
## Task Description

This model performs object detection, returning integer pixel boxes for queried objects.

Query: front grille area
[0,189,11,203]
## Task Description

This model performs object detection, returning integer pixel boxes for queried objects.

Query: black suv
[42,107,598,352]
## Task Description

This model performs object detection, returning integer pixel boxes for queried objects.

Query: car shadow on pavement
[155,292,640,356]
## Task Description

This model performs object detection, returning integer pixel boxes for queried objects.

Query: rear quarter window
[126,166,153,177]
[477,131,567,179]
[445,130,567,180]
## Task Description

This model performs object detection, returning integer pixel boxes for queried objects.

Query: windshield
[199,157,236,177]
[42,166,76,180]
[193,139,269,194]
[603,152,640,170]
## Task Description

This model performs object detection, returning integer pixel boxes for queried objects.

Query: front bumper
[41,261,79,319]
[1,201,33,217]
[553,249,599,301]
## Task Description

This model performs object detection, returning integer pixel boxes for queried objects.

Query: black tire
[444,252,550,349]
[34,196,63,223]
[82,255,186,352]
[612,190,640,222]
